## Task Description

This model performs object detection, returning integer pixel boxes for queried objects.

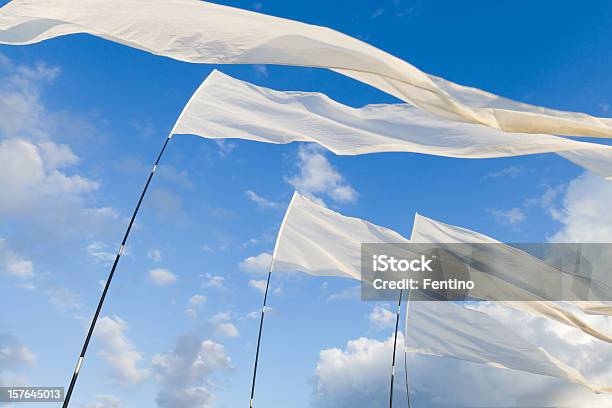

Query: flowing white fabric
[0,0,610,138]
[411,213,612,343]
[404,299,612,393]
[171,70,612,179]
[271,192,408,279]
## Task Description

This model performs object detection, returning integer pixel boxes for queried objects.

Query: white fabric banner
[0,0,610,138]
[171,70,612,179]
[411,213,612,343]
[405,299,612,393]
[271,192,408,280]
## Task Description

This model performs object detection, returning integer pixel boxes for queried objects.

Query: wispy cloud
[245,190,279,209]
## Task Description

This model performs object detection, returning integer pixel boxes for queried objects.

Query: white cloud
[202,273,225,289]
[0,332,36,369]
[215,323,239,338]
[214,139,237,157]
[549,173,612,242]
[152,335,231,408]
[209,312,239,338]
[80,394,122,408]
[45,287,82,318]
[148,269,177,287]
[96,316,149,385]
[313,335,407,407]
[185,294,207,319]
[0,238,34,279]
[481,165,523,181]
[488,207,526,226]
[245,190,278,209]
[252,64,268,77]
[239,252,272,274]
[147,249,162,262]
[87,242,116,264]
[368,305,396,330]
[286,145,358,205]
[0,55,118,242]
[314,300,612,407]
[248,279,267,294]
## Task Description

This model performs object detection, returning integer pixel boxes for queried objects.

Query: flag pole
[62,133,173,407]
[389,288,403,408]
[61,86,200,407]
[249,264,273,408]
[403,289,412,408]
[249,192,296,407]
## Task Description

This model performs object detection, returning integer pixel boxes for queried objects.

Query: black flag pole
[249,265,273,408]
[62,133,173,407]
[389,288,404,408]
[61,86,200,407]
[249,192,295,408]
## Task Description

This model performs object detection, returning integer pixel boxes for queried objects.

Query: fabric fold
[411,213,612,343]
[0,0,610,137]
[172,70,612,179]
[405,299,612,394]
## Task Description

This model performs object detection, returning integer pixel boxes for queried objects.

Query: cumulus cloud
[148,269,177,287]
[313,334,406,407]
[201,274,226,289]
[152,335,231,408]
[239,252,272,274]
[185,295,207,319]
[313,300,612,408]
[286,145,358,205]
[95,316,149,385]
[368,305,396,330]
[209,312,239,338]
[549,173,612,242]
[0,55,118,242]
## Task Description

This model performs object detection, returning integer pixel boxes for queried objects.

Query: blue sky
[1,0,612,407]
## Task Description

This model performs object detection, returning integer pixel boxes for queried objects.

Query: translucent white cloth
[271,192,408,279]
[171,70,612,179]
[1,0,610,137]
[411,213,612,343]
[405,299,612,393]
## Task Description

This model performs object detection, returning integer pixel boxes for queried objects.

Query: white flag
[0,0,609,137]
[411,213,612,343]
[271,192,408,280]
[405,299,612,393]
[171,70,612,179]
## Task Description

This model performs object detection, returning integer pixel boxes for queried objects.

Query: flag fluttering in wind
[271,193,610,392]
[171,70,612,179]
[271,192,409,279]
[1,0,610,138]
[404,298,612,394]
[411,213,612,343]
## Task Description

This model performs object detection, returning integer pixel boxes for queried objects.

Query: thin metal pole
[62,134,173,407]
[249,266,273,408]
[403,289,412,408]
[389,288,403,408]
